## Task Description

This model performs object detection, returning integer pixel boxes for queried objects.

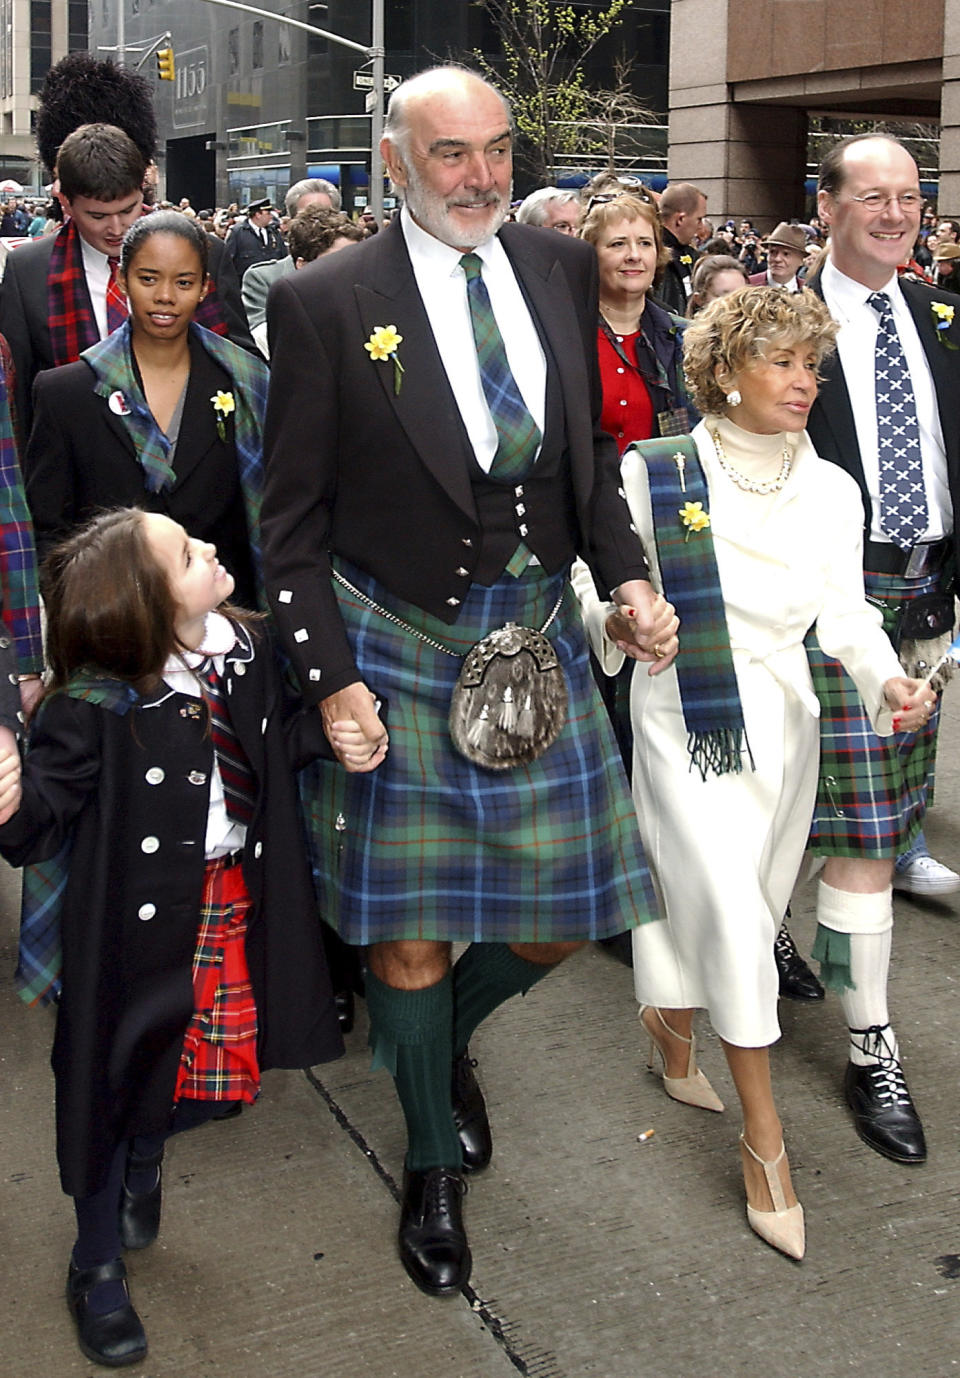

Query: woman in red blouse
[580,192,697,454]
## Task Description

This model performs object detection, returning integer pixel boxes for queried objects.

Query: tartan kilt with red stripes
[805,567,948,859]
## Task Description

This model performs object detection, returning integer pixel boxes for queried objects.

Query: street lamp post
[195,0,386,222]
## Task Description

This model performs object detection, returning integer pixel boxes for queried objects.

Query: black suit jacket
[24,335,257,606]
[806,265,960,570]
[0,231,256,437]
[261,217,649,704]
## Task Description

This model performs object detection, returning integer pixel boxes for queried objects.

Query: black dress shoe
[844,1057,927,1164]
[334,988,355,1034]
[119,1146,163,1251]
[398,1167,471,1297]
[774,920,825,1001]
[66,1258,147,1367]
[452,1050,492,1174]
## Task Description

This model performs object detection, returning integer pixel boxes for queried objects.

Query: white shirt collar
[822,255,900,317]
[79,234,113,273]
[166,610,238,674]
[400,203,499,277]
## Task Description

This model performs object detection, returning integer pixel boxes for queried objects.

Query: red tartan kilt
[175,854,260,1104]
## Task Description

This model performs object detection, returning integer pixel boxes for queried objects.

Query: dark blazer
[0,623,343,1196]
[25,334,258,607]
[0,231,255,436]
[805,266,960,569]
[657,228,698,317]
[261,217,650,704]
[226,220,287,281]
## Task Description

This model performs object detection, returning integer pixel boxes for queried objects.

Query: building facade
[0,0,87,188]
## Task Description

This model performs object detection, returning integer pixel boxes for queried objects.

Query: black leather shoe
[334,988,355,1034]
[66,1258,147,1367]
[844,1056,927,1164]
[452,1050,492,1174]
[775,920,825,1001]
[398,1167,471,1297]
[119,1147,163,1251]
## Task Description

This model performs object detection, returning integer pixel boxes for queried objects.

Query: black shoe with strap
[775,918,825,1001]
[844,1024,927,1164]
[398,1167,471,1296]
[452,1050,493,1174]
[66,1257,147,1367]
[119,1145,164,1251]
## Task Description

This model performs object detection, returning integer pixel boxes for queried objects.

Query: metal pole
[196,0,368,54]
[117,0,125,67]
[368,0,384,224]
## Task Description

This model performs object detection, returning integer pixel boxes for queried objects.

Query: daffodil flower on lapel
[365,324,405,394]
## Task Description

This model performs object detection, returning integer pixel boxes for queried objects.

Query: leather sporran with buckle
[332,570,567,772]
[448,621,567,770]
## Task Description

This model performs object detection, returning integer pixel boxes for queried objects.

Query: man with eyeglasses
[802,134,960,1166]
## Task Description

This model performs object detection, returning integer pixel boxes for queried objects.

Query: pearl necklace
[709,426,792,495]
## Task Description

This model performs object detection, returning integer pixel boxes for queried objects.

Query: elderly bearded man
[261,66,676,1296]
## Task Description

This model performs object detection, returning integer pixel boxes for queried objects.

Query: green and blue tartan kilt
[299,558,657,945]
[805,567,946,859]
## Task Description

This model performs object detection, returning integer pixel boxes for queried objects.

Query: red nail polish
[892,716,901,730]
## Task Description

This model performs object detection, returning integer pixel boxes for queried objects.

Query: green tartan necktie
[460,252,541,480]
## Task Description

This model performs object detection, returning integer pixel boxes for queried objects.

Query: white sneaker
[893,854,960,896]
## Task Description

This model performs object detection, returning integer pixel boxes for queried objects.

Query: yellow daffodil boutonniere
[679,500,710,541]
[211,390,235,440]
[679,253,693,267]
[931,301,957,350]
[365,324,405,394]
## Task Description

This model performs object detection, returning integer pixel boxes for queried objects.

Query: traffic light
[157,47,175,82]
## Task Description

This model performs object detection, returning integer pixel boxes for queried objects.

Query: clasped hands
[0,724,21,826]
[883,677,938,734]
[321,682,389,773]
[605,578,680,675]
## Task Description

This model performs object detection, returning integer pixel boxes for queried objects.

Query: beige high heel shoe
[739,1133,805,1261]
[639,1006,724,1113]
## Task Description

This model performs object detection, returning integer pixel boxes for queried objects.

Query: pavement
[3,703,960,1378]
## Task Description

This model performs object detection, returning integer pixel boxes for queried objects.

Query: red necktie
[200,662,256,826]
[106,257,128,333]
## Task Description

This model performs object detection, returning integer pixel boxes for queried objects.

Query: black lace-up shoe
[452,1050,493,1173]
[775,920,825,1001]
[844,1025,927,1163]
[398,1167,471,1296]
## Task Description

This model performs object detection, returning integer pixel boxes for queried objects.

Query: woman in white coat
[576,288,935,1259]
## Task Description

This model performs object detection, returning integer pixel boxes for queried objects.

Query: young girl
[0,508,343,1368]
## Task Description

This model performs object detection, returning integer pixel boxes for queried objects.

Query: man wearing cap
[932,241,960,295]
[225,198,287,280]
[748,222,807,290]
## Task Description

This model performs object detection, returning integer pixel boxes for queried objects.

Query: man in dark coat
[805,133,960,1165]
[656,181,708,316]
[261,66,676,1298]
[225,199,287,281]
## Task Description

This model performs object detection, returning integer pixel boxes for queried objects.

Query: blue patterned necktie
[460,252,541,480]
[868,291,927,550]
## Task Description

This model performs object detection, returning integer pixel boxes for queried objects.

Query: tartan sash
[15,676,140,1007]
[105,256,128,332]
[82,321,268,596]
[0,348,43,671]
[636,434,752,779]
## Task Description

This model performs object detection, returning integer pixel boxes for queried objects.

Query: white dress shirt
[81,236,119,341]
[821,257,950,542]
[401,205,546,473]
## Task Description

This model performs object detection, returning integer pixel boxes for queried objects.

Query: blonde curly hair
[682,286,838,415]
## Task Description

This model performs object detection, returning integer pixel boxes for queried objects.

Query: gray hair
[285,177,341,216]
[516,187,579,226]
[383,65,511,168]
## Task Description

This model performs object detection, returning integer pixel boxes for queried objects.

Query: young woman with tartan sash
[0,508,343,1367]
[23,211,267,611]
[575,288,934,1259]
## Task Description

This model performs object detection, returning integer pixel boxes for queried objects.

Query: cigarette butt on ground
[637,1128,655,1143]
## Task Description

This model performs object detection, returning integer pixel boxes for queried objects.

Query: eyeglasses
[844,191,924,213]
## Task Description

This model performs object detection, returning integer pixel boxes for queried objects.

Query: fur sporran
[449,622,567,770]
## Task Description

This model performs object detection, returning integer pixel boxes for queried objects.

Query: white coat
[575,418,905,1046]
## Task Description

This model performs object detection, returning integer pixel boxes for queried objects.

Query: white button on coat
[145,767,165,785]
[141,836,160,854]
[138,903,156,921]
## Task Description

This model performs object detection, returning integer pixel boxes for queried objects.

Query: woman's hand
[320,681,389,772]
[609,580,680,675]
[0,726,21,825]
[883,677,937,734]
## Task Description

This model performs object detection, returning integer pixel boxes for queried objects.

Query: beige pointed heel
[739,1133,805,1261]
[639,1005,725,1113]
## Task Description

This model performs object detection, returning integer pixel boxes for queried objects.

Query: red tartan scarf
[46,214,229,368]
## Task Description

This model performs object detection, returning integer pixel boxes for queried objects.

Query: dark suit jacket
[261,217,649,704]
[0,231,256,437]
[24,335,257,606]
[226,220,287,281]
[806,265,960,570]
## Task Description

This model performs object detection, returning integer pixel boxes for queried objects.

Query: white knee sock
[816,882,897,1066]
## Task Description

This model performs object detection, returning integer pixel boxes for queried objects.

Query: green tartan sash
[632,434,752,779]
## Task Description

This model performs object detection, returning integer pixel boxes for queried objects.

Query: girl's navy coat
[0,623,343,1196]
